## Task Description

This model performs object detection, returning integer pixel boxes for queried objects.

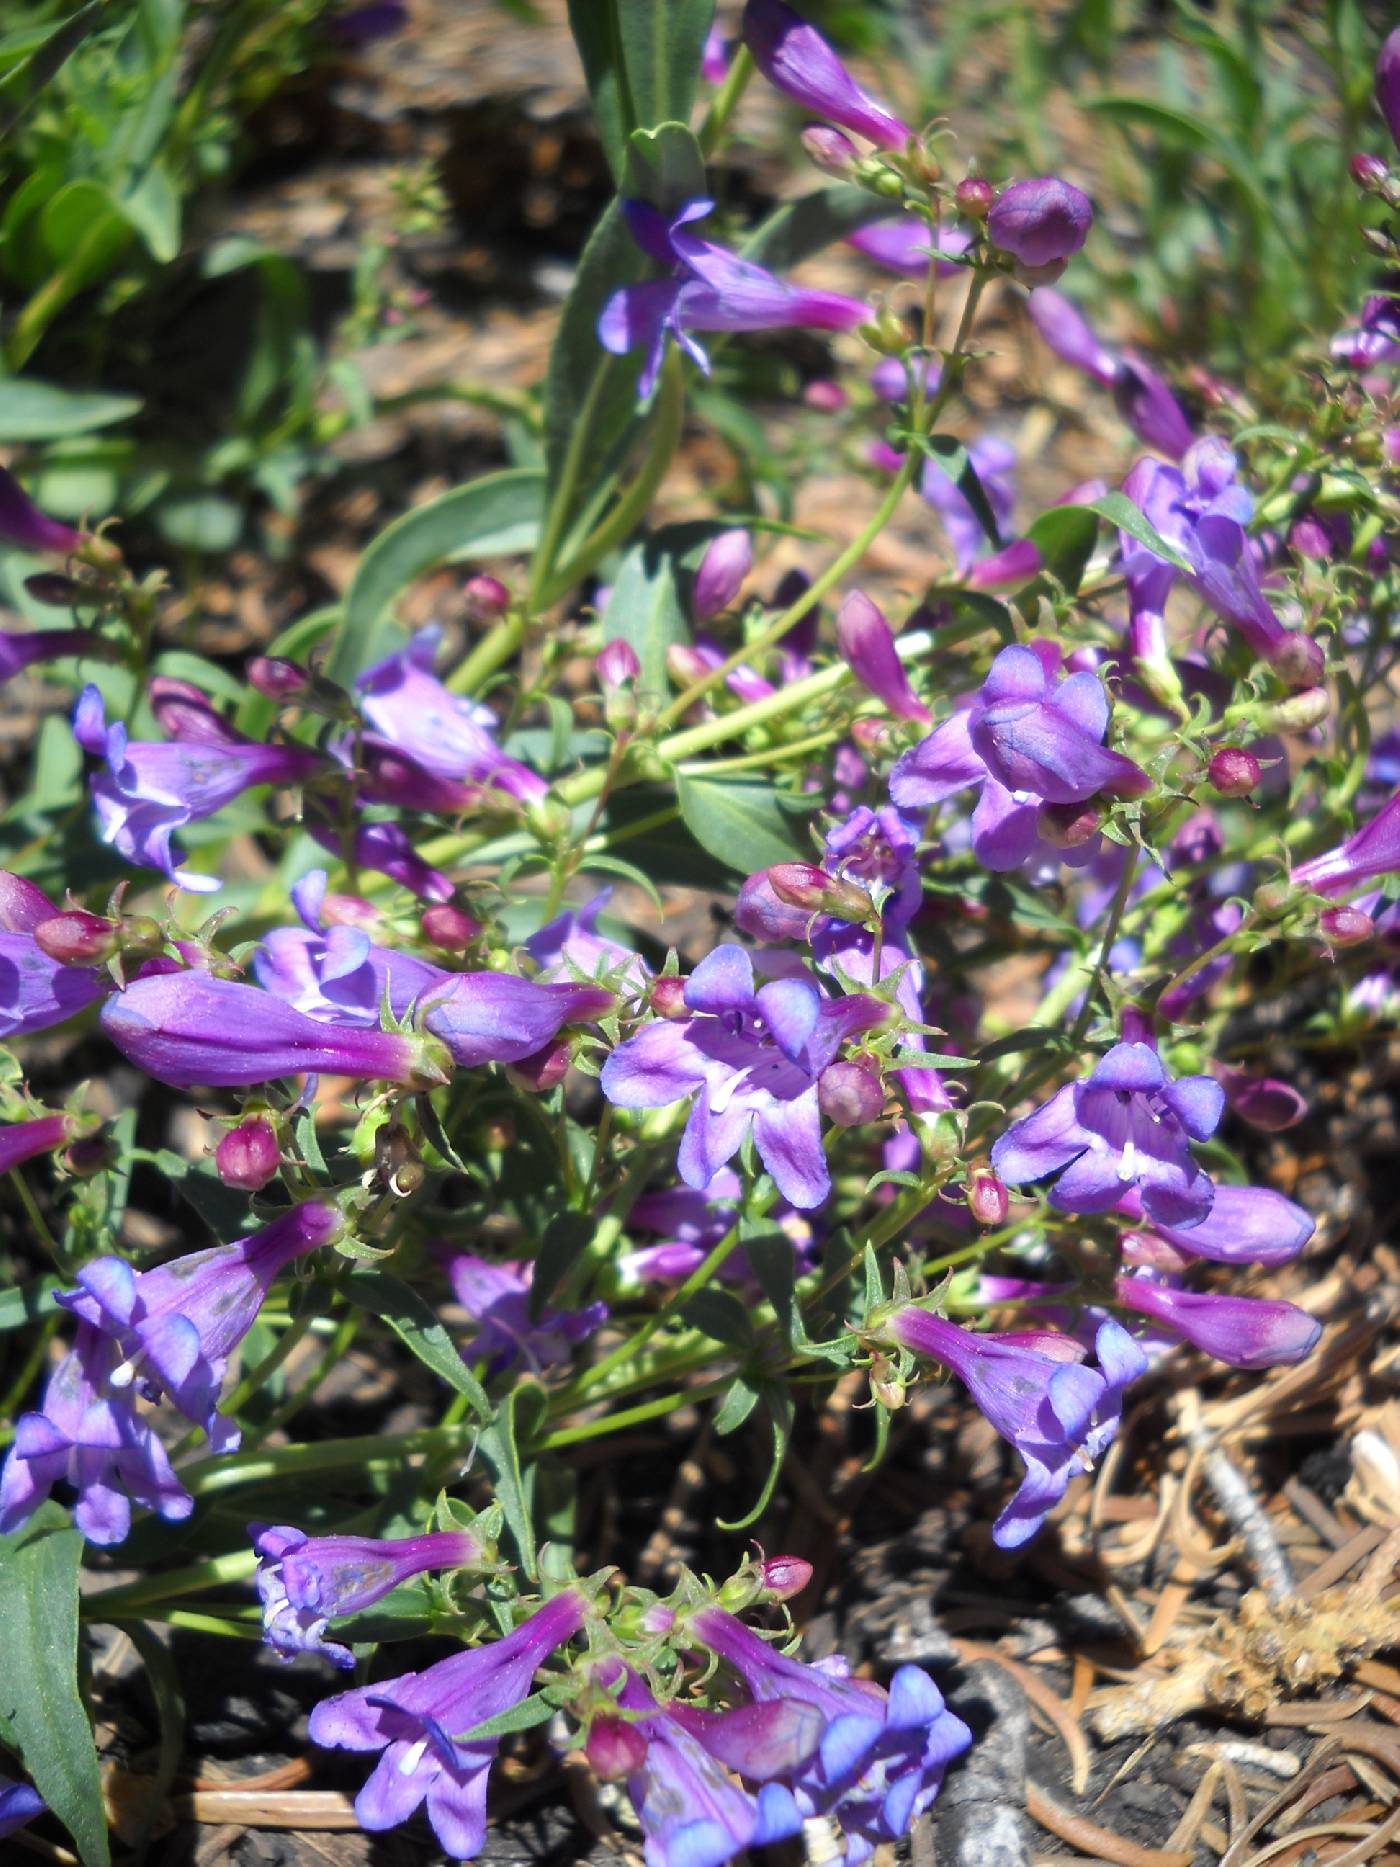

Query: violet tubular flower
[101,971,441,1090]
[0,465,84,555]
[253,1524,490,1668]
[600,945,886,1209]
[0,870,107,1039]
[58,1201,341,1453]
[308,1588,586,1858]
[0,627,105,684]
[0,1778,45,1841]
[439,1251,606,1374]
[73,684,322,893]
[992,1041,1224,1228]
[685,1607,971,1857]
[0,1111,77,1177]
[1292,792,1400,898]
[884,1308,1147,1548]
[836,591,931,723]
[599,198,868,398]
[1028,290,1193,459]
[741,0,909,149]
[1121,1182,1315,1266]
[0,1322,193,1545]
[1114,1275,1321,1370]
[987,176,1093,277]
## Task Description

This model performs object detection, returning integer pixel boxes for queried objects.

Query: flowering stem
[1157,910,1258,1008]
[82,1549,260,1619]
[446,608,527,697]
[571,1215,750,1394]
[699,46,755,156]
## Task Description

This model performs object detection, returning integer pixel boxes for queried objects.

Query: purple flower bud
[1270,630,1326,689]
[0,467,85,556]
[967,539,1042,590]
[23,573,90,606]
[966,1168,1009,1226]
[1036,799,1103,849]
[767,861,871,922]
[587,1716,650,1780]
[742,0,910,150]
[1377,26,1400,155]
[988,178,1093,272]
[420,903,481,950]
[1208,748,1261,797]
[248,656,311,699]
[597,638,641,689]
[817,1059,884,1126]
[1027,289,1117,386]
[33,909,121,966]
[463,574,510,622]
[803,379,848,412]
[505,1038,572,1094]
[650,975,689,1019]
[1351,151,1390,191]
[1114,1275,1321,1369]
[0,1777,45,1841]
[836,591,932,723]
[955,176,995,219]
[1113,357,1194,460]
[1216,1068,1308,1132]
[800,125,860,177]
[701,24,730,84]
[0,1112,76,1179]
[1294,792,1400,898]
[1320,904,1374,946]
[692,529,753,622]
[216,1118,281,1191]
[758,1554,813,1600]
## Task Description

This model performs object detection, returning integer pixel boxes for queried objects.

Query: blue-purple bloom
[1028,289,1193,459]
[253,1523,489,1668]
[1114,1275,1321,1370]
[58,1201,341,1454]
[835,591,931,723]
[741,0,909,150]
[308,1587,587,1858]
[0,1322,193,1545]
[308,819,454,902]
[600,945,887,1208]
[992,1041,1224,1227]
[0,466,84,555]
[1120,1181,1315,1266]
[0,627,104,684]
[73,684,321,893]
[0,1111,76,1177]
[1293,791,1400,898]
[438,1250,606,1373]
[599,198,868,398]
[685,1607,971,1860]
[884,1308,1147,1547]
[987,177,1093,274]
[0,872,106,1038]
[891,642,1150,872]
[846,218,971,274]
[622,1169,818,1287]
[0,1777,45,1841]
[919,436,1017,573]
[693,529,754,622]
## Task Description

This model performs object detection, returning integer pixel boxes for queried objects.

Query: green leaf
[0,1507,110,1866]
[675,775,805,874]
[121,160,181,263]
[682,1287,753,1348]
[0,1277,60,1330]
[598,536,690,696]
[154,489,241,554]
[1087,491,1193,573]
[343,1270,491,1416]
[530,1211,595,1314]
[742,189,906,272]
[716,1386,793,1531]
[329,468,544,686]
[0,379,141,441]
[1025,503,1099,593]
[456,1688,557,1744]
[566,0,715,181]
[479,1383,546,1580]
[713,1376,761,1435]
[917,433,1002,553]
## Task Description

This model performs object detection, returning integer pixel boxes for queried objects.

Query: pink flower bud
[597,638,640,689]
[216,1118,281,1191]
[692,530,754,622]
[800,125,860,177]
[818,1060,885,1127]
[1269,631,1325,689]
[463,575,510,623]
[1320,905,1374,947]
[955,176,995,219]
[33,911,120,966]
[421,904,482,950]
[586,1717,648,1781]
[248,656,311,699]
[505,1039,571,1094]
[1351,152,1389,191]
[320,893,381,930]
[650,976,689,1019]
[758,1554,813,1600]
[1207,748,1262,797]
[803,380,848,412]
[966,1168,1009,1227]
[1036,800,1102,849]
[767,862,871,922]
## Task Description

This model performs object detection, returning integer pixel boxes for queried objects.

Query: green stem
[446,609,527,697]
[181,1422,478,1499]
[538,1377,732,1450]
[222,1300,323,1418]
[527,368,612,612]
[699,46,755,156]
[82,1548,260,1618]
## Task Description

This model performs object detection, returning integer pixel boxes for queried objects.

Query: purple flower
[309,820,454,902]
[883,1308,1147,1547]
[702,24,731,84]
[1216,1068,1307,1132]
[988,178,1093,274]
[1293,792,1400,898]
[0,1322,193,1545]
[1380,28,1400,153]
[524,890,651,994]
[599,198,868,398]
[917,437,1017,574]
[1027,292,1192,458]
[0,627,104,683]
[1330,294,1400,370]
[891,643,1150,872]
[600,945,886,1208]
[0,1111,75,1177]
[836,591,931,723]
[438,1251,606,1374]
[1121,445,1323,685]
[1114,1275,1321,1370]
[308,1588,586,1858]
[329,0,408,44]
[73,684,321,893]
[623,1169,818,1286]
[0,1778,45,1841]
[846,218,971,274]
[1122,1182,1314,1266]
[821,805,923,931]
[1027,288,1117,384]
[0,870,106,1039]
[992,1041,1224,1228]
[356,628,546,802]
[693,530,754,621]
[58,1202,340,1454]
[253,1524,489,1668]
[101,970,436,1090]
[741,0,909,149]
[685,1607,971,1854]
[0,466,84,555]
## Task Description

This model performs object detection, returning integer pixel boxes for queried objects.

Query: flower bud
[1036,799,1102,849]
[1207,747,1262,797]
[216,1118,281,1191]
[987,176,1093,273]
[524,795,571,842]
[505,1039,571,1094]
[421,903,481,950]
[1351,152,1390,191]
[248,656,311,700]
[1252,879,1293,919]
[463,575,510,623]
[800,125,860,178]
[955,175,995,219]
[586,1717,648,1781]
[858,306,911,355]
[650,976,688,1020]
[597,638,640,690]
[1254,686,1330,734]
[1320,905,1374,947]
[24,572,91,607]
[803,380,848,413]
[1217,1067,1307,1132]
[869,1351,906,1411]
[63,1135,111,1178]
[1269,631,1325,689]
[818,1060,885,1127]
[768,862,871,923]
[692,529,753,622]
[320,893,381,930]
[33,911,120,966]
[758,1555,813,1601]
[0,466,85,556]
[966,1168,1009,1227]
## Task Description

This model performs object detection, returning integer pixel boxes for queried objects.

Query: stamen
[398,1738,428,1775]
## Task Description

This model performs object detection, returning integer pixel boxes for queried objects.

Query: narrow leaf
[343,1270,490,1417]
